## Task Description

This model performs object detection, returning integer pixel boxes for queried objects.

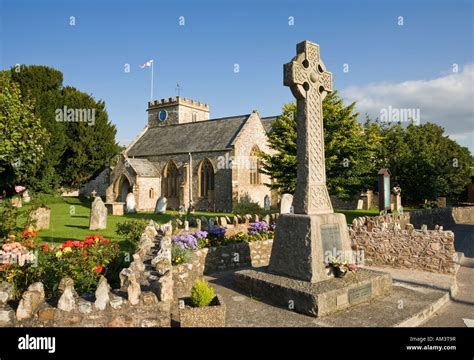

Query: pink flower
[14,185,26,193]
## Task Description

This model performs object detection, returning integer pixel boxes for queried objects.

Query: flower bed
[0,228,121,299]
[170,221,275,265]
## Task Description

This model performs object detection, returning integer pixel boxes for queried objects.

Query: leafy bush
[0,200,24,240]
[190,280,215,307]
[0,233,121,299]
[116,219,148,243]
[171,243,193,265]
[232,197,262,216]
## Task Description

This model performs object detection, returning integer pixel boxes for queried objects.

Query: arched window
[149,188,155,199]
[199,159,215,197]
[163,161,179,198]
[250,146,261,185]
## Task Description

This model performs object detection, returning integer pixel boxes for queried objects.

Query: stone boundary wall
[409,206,474,229]
[173,240,273,298]
[0,221,174,327]
[350,215,456,274]
[330,195,359,210]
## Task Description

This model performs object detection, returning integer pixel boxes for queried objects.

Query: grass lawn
[14,195,240,251]
[335,209,380,223]
[8,195,380,251]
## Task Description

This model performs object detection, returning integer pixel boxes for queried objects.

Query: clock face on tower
[158,110,168,122]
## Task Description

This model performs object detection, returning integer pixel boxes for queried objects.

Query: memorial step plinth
[234,267,392,317]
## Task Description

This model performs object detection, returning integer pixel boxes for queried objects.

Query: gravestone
[155,196,167,214]
[125,193,136,213]
[378,169,391,212]
[22,190,31,204]
[280,194,293,214]
[391,186,402,212]
[28,207,51,230]
[89,197,107,230]
[264,195,271,211]
[235,40,391,317]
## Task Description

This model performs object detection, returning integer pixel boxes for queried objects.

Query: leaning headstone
[28,207,51,230]
[196,218,202,231]
[125,192,136,213]
[155,196,167,214]
[184,220,189,231]
[89,197,107,230]
[264,195,271,211]
[280,194,293,214]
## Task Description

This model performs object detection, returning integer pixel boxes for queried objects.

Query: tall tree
[376,122,472,203]
[261,91,381,199]
[8,65,119,191]
[0,71,49,195]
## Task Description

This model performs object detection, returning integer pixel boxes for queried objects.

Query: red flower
[72,241,82,248]
[61,240,74,250]
[40,244,49,252]
[81,251,87,257]
[95,265,103,274]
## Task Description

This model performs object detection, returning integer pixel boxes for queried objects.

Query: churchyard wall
[409,206,474,229]
[79,167,110,198]
[350,215,456,274]
[0,222,173,327]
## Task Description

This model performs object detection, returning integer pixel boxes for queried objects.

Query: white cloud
[340,64,474,150]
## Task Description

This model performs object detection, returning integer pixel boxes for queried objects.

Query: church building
[106,97,278,212]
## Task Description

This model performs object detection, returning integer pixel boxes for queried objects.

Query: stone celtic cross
[284,40,333,215]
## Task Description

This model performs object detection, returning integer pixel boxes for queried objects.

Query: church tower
[147,96,210,127]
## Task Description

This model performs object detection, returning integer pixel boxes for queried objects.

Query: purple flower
[209,227,226,237]
[192,230,208,239]
[171,232,198,250]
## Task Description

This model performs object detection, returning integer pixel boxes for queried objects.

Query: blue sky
[1,0,473,150]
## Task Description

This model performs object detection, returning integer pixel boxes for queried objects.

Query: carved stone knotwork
[284,41,333,215]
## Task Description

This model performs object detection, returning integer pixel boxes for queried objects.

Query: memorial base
[234,267,392,317]
[268,212,353,282]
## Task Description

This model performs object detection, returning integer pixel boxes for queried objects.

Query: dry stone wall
[0,221,174,327]
[350,215,456,274]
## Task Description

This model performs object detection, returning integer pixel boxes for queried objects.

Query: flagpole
[151,60,154,102]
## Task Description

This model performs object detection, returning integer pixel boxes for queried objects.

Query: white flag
[140,59,153,68]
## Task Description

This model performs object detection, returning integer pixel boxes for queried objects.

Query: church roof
[127,158,160,177]
[127,115,250,157]
[261,116,278,133]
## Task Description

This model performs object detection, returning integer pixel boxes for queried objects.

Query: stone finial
[94,276,110,310]
[119,269,141,306]
[0,282,14,304]
[58,281,76,312]
[16,282,45,321]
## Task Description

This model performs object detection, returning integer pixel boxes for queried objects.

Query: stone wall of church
[231,112,274,208]
[136,177,161,211]
[146,151,233,212]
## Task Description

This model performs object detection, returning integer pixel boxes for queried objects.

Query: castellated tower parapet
[147,96,210,126]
